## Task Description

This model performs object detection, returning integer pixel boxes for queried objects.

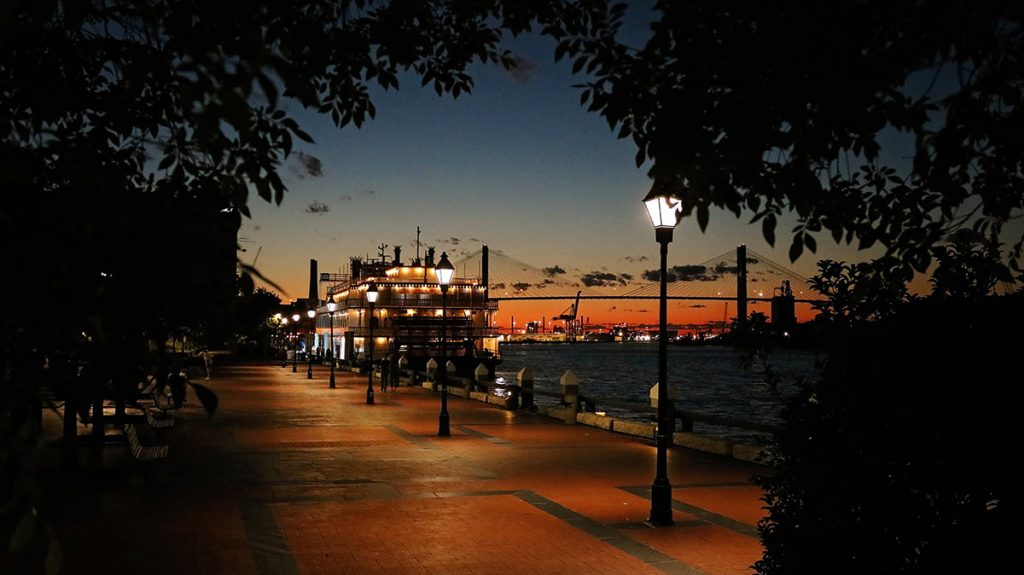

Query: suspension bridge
[452,246,826,304]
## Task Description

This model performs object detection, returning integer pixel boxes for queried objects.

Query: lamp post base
[329,373,336,389]
[648,478,674,526]
[438,386,450,436]
[366,388,374,405]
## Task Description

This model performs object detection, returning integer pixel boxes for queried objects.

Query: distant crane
[552,291,582,340]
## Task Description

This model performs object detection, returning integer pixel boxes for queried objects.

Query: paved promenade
[34,361,768,575]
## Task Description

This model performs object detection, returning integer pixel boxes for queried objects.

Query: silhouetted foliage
[754,294,1017,574]
[559,2,1024,275]
[929,229,1014,301]
[809,259,915,325]
[1,2,612,571]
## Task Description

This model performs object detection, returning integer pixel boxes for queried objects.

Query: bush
[754,294,1017,573]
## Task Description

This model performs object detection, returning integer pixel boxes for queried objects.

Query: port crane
[552,291,582,339]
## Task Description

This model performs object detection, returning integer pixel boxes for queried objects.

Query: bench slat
[125,424,169,461]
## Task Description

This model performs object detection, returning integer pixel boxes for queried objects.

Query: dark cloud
[712,262,739,275]
[608,306,617,311]
[512,282,531,291]
[491,283,506,290]
[296,151,323,177]
[450,237,460,245]
[507,55,536,82]
[361,189,376,195]
[623,255,650,263]
[339,194,353,202]
[580,271,631,287]
[470,237,481,242]
[643,264,719,282]
[542,265,566,277]
[305,201,330,214]
[689,304,707,308]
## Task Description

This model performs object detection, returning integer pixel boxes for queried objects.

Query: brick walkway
[31,362,769,574]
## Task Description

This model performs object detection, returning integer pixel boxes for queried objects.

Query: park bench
[145,407,175,429]
[124,423,169,461]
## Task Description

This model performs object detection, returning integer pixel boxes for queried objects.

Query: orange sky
[493,298,818,333]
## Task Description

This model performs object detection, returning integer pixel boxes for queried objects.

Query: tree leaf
[762,215,777,246]
[789,234,804,262]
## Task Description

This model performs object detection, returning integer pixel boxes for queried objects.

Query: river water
[493,342,820,443]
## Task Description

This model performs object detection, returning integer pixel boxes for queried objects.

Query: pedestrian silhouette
[380,354,390,392]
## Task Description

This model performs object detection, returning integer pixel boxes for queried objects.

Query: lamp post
[280,317,289,367]
[435,252,455,436]
[327,300,337,388]
[306,308,316,379]
[643,184,683,527]
[291,313,301,372]
[365,281,378,405]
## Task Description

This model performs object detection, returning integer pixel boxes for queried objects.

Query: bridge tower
[736,245,748,329]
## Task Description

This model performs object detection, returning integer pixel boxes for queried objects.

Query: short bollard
[425,358,438,391]
[561,370,580,424]
[651,384,683,433]
[518,366,534,409]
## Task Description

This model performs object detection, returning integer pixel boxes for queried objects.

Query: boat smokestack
[393,245,402,266]
[482,244,489,296]
[426,247,435,267]
[308,259,318,306]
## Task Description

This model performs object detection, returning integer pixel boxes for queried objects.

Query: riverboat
[312,245,500,377]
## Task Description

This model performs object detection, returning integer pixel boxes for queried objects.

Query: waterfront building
[313,246,500,372]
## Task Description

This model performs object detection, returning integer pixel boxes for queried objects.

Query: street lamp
[365,281,378,405]
[327,300,337,388]
[643,183,683,527]
[280,317,289,367]
[291,313,301,372]
[306,308,316,379]
[435,251,455,436]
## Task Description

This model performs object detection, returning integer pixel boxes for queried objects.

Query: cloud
[512,282,532,291]
[507,55,537,82]
[450,237,460,245]
[689,304,707,308]
[623,255,650,263]
[295,151,323,177]
[580,271,631,287]
[339,194,353,202]
[361,189,376,196]
[491,283,506,290]
[642,264,719,282]
[305,201,330,214]
[542,265,566,277]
